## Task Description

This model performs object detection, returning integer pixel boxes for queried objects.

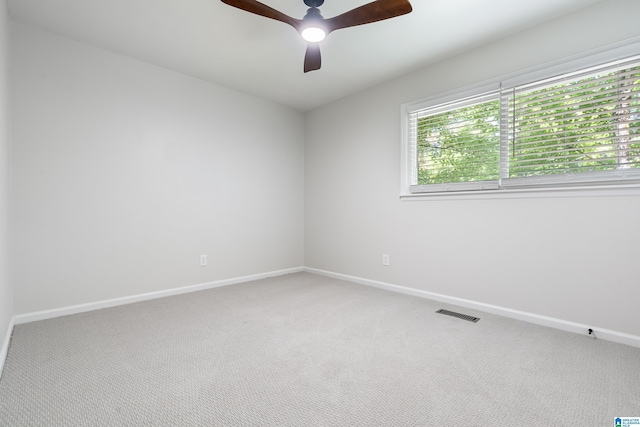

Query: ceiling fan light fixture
[220,0,413,72]
[300,6,326,43]
[301,26,326,42]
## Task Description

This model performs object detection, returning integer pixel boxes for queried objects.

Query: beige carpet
[1,272,639,426]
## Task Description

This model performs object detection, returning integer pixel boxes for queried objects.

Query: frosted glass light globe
[301,27,326,42]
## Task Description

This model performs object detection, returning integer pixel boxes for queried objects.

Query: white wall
[11,22,304,314]
[0,0,12,350]
[8,0,640,341]
[305,0,640,337]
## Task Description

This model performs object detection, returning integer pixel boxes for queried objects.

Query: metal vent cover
[436,309,480,323]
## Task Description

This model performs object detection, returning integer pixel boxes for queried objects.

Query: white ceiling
[7,0,605,111]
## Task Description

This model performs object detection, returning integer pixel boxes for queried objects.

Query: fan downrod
[303,0,324,7]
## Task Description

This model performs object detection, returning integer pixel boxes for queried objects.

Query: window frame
[400,37,640,200]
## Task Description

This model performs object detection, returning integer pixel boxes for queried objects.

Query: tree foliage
[510,66,640,177]
[415,64,640,186]
[416,100,500,185]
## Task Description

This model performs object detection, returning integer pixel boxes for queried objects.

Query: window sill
[399,183,640,201]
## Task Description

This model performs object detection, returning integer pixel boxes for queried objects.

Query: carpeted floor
[1,272,639,426]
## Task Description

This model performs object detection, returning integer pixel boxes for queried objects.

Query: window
[409,91,501,192]
[402,53,640,196]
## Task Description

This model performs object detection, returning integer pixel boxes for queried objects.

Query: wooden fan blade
[304,44,321,73]
[325,0,412,33]
[221,0,301,29]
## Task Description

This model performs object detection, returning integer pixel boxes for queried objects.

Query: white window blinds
[500,57,640,188]
[408,91,501,193]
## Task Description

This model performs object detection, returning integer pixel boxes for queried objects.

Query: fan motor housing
[304,0,324,7]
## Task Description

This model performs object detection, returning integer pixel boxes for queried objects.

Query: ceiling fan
[220,0,413,72]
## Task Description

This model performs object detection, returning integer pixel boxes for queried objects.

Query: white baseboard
[304,267,640,349]
[0,316,15,379]
[14,267,304,325]
[9,265,640,350]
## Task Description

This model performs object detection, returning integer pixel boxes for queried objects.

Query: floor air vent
[436,309,480,323]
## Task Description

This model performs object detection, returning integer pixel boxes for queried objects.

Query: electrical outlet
[200,254,207,267]
[382,254,390,266]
